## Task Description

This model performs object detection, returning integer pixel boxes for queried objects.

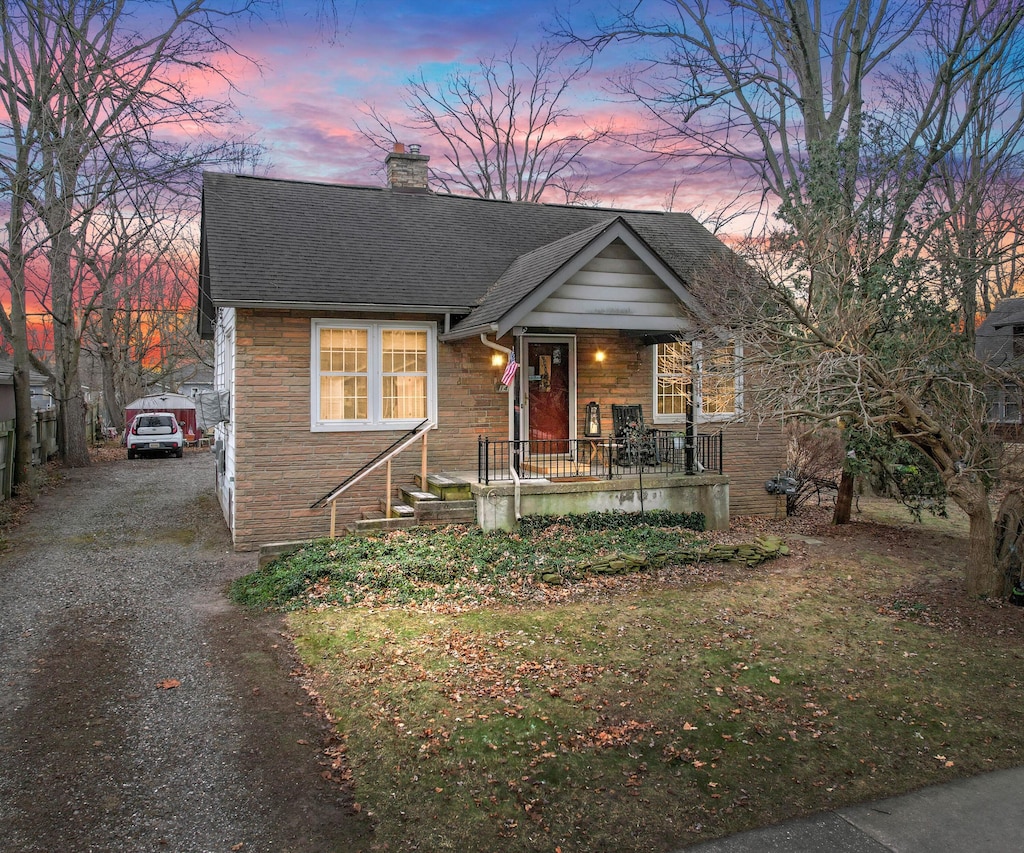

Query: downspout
[480,332,521,521]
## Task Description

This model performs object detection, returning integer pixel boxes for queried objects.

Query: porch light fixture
[491,352,506,367]
[594,349,606,364]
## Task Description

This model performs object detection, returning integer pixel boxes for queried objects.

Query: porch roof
[442,218,709,340]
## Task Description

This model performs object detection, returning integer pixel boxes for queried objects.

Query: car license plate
[148,442,162,449]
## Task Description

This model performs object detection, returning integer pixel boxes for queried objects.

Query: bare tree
[563,0,1024,596]
[0,0,253,474]
[360,43,608,203]
[911,16,1024,343]
[78,165,201,431]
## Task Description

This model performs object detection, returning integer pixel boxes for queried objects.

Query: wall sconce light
[491,352,506,368]
[594,349,606,364]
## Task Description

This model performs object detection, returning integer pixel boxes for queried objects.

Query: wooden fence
[0,410,59,500]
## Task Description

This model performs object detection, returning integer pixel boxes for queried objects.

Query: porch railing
[478,431,723,485]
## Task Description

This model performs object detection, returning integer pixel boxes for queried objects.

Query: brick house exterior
[199,149,786,550]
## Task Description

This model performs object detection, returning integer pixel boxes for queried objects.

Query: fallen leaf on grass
[157,678,180,690]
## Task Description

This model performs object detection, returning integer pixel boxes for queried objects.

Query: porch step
[378,499,416,519]
[400,488,440,507]
[352,515,418,533]
[415,499,477,526]
[416,472,473,501]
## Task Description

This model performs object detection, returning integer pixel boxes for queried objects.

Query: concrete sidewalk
[678,766,1024,852]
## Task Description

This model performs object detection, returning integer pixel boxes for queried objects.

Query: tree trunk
[832,469,855,525]
[11,361,34,492]
[949,479,1001,597]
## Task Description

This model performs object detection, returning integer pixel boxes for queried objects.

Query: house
[976,298,1024,428]
[176,366,214,401]
[0,358,57,492]
[198,145,787,550]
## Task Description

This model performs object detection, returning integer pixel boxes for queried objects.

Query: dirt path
[0,453,372,852]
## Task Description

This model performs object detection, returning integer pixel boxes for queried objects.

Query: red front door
[527,340,571,453]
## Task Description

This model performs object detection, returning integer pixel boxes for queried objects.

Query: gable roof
[976,297,1024,365]
[0,357,50,386]
[979,297,1024,332]
[453,217,711,338]
[198,172,742,338]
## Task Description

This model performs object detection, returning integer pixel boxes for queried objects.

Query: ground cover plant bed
[235,503,1024,852]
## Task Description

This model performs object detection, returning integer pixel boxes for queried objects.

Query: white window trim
[310,319,437,432]
[652,339,743,425]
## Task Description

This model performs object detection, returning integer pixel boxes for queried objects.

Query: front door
[524,337,574,454]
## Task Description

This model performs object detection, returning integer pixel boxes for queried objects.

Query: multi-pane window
[989,383,1022,423]
[382,329,428,419]
[319,328,368,420]
[654,340,741,422]
[312,321,435,431]
[656,342,691,417]
[700,343,739,417]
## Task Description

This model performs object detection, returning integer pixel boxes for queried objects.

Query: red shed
[125,393,199,441]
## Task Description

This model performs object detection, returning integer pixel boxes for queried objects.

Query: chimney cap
[408,143,421,154]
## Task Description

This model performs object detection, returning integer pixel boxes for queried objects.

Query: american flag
[501,350,519,386]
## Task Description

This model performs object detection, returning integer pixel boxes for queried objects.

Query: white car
[126,412,184,459]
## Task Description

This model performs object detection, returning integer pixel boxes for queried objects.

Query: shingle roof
[980,298,1024,331]
[199,172,740,335]
[460,217,620,330]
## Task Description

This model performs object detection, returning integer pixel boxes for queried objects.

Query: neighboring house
[169,365,215,400]
[0,358,52,419]
[976,298,1024,428]
[198,145,787,550]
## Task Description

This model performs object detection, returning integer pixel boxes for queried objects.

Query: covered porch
[469,468,729,533]
[469,429,728,532]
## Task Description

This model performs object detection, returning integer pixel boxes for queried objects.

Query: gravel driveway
[0,452,372,852]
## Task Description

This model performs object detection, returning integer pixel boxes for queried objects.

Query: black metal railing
[478,431,723,484]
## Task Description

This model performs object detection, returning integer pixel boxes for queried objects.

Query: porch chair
[611,404,660,467]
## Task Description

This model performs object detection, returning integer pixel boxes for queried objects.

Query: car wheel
[175,449,183,458]
[127,448,135,460]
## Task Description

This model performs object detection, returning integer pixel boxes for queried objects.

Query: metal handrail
[311,419,431,512]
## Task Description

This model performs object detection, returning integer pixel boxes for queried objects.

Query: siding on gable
[227,309,785,549]
[524,241,685,330]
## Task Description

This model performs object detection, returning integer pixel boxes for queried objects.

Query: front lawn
[234,504,1024,852]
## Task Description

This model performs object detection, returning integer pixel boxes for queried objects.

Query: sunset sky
[221,0,697,211]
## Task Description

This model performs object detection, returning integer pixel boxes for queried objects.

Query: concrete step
[415,499,477,525]
[416,472,473,501]
[353,515,418,533]
[400,488,440,507]
[378,499,416,519]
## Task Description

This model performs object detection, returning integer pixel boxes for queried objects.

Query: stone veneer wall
[230,311,786,549]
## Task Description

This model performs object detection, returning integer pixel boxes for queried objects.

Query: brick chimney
[385,142,429,192]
